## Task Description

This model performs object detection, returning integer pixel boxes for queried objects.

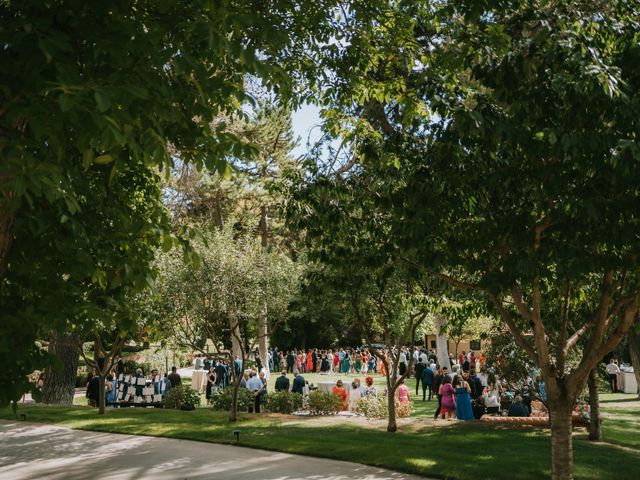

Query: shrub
[267,390,303,414]
[354,395,389,418]
[307,390,342,415]
[75,373,88,388]
[210,387,254,411]
[395,400,413,418]
[164,385,201,410]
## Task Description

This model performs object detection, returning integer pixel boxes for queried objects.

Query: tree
[310,2,640,478]
[350,271,426,432]
[41,331,82,405]
[0,0,337,405]
[155,226,300,420]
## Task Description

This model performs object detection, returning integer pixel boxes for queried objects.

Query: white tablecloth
[317,381,334,393]
[620,371,638,394]
[191,370,207,393]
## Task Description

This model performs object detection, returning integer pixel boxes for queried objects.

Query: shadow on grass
[600,397,639,404]
[2,404,640,480]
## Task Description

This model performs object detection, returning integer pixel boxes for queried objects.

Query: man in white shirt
[399,350,408,376]
[420,350,428,364]
[246,371,264,413]
[605,359,621,392]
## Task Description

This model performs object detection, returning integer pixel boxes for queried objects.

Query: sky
[290,103,323,158]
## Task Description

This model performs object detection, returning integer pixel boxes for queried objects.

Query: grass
[3,391,639,480]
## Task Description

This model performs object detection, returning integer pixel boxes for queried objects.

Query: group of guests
[414,358,533,421]
[269,348,378,375]
[330,377,383,411]
[85,364,182,407]
[192,355,234,402]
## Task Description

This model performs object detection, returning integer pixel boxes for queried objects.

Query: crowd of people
[80,346,626,420]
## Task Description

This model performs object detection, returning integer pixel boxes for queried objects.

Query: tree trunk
[0,199,13,281]
[434,315,451,370]
[98,374,106,415]
[257,204,270,378]
[587,369,602,441]
[548,399,575,480]
[258,301,269,378]
[387,389,397,432]
[42,331,81,405]
[231,320,242,360]
[549,408,573,480]
[628,328,640,398]
[229,354,245,422]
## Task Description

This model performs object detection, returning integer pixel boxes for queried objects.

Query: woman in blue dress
[343,353,351,374]
[453,375,474,420]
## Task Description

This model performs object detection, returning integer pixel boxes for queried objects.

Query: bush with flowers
[354,393,413,418]
[355,394,388,418]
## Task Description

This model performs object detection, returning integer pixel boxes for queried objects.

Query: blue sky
[291,103,323,158]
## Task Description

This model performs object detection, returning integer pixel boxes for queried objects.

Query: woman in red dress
[306,350,313,373]
[332,379,348,411]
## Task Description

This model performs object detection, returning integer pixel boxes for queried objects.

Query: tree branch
[489,293,538,363]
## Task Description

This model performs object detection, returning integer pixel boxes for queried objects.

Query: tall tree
[310,2,640,479]
[0,0,336,404]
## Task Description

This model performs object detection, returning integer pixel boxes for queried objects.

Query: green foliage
[75,374,88,389]
[154,226,301,354]
[210,387,254,412]
[267,390,303,414]
[164,386,201,411]
[0,0,337,407]
[123,360,152,376]
[307,390,341,415]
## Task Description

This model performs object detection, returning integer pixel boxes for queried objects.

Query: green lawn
[3,391,639,480]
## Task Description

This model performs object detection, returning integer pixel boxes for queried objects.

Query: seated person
[472,396,486,419]
[483,387,501,415]
[508,395,530,417]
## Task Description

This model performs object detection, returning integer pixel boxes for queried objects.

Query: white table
[317,381,335,394]
[191,370,207,393]
[620,371,638,394]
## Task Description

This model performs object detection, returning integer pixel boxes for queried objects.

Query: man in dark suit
[286,351,294,374]
[311,349,318,372]
[215,360,228,388]
[291,372,305,394]
[467,368,484,400]
[274,370,290,392]
[168,366,181,387]
[414,359,426,395]
[432,366,446,419]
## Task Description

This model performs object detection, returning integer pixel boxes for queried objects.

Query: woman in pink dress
[439,375,456,420]
[294,352,301,374]
[396,378,410,403]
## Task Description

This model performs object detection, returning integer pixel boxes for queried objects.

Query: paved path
[0,421,426,480]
